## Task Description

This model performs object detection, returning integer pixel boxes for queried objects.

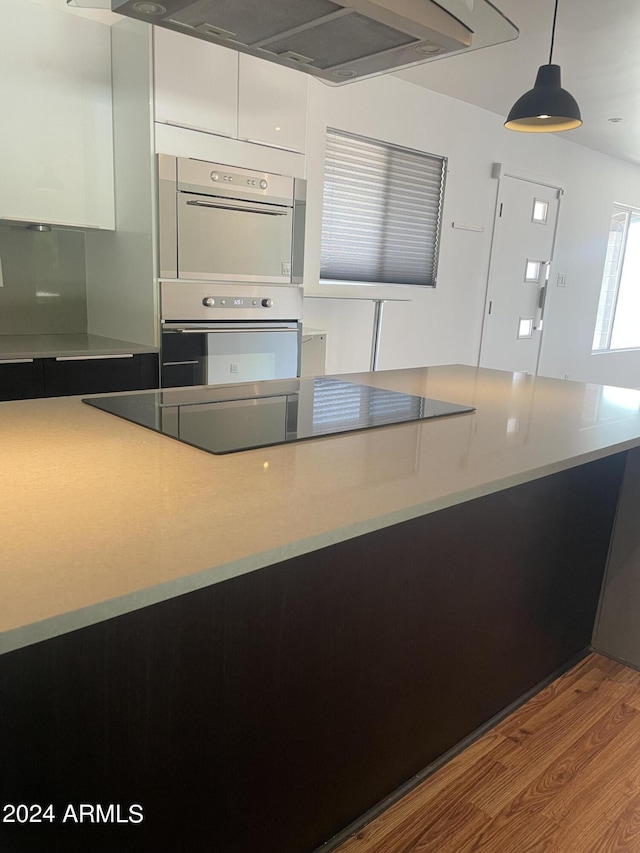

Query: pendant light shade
[505,64,582,132]
[505,0,582,133]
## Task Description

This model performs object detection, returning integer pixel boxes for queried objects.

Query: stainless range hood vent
[111,0,519,85]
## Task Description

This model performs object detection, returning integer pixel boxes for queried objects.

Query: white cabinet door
[0,0,114,230]
[153,27,238,138]
[238,55,308,153]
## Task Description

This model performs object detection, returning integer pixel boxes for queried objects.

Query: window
[320,128,446,287]
[593,205,640,352]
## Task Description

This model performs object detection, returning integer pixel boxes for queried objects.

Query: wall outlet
[557,273,567,287]
[230,362,239,374]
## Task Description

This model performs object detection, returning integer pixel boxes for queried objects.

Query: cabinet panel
[238,55,308,153]
[0,360,45,402]
[43,353,159,397]
[153,27,238,138]
[593,447,640,667]
[0,0,114,229]
[301,334,327,376]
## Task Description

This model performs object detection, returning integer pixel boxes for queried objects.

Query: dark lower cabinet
[0,359,45,400]
[160,331,205,388]
[1,353,159,401]
[43,353,159,397]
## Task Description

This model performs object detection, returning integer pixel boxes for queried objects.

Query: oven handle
[186,198,289,216]
[164,327,298,334]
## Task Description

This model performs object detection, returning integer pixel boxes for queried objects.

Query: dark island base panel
[0,454,625,853]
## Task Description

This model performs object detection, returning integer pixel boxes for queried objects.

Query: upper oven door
[176,193,294,282]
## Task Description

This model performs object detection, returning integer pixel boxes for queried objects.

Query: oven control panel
[160,281,303,323]
[210,170,269,191]
[202,296,274,308]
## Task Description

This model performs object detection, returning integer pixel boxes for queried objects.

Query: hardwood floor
[336,653,640,853]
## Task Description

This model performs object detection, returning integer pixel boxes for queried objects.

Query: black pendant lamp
[505,0,582,133]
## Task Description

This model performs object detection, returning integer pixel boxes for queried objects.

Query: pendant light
[504,0,582,133]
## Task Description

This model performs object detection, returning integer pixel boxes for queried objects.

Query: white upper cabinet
[0,0,114,230]
[152,29,308,154]
[238,55,308,153]
[153,27,239,139]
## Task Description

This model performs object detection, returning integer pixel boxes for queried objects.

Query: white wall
[302,74,640,387]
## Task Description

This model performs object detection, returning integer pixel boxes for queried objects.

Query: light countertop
[0,333,158,360]
[3,364,640,654]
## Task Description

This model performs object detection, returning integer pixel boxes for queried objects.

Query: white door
[479,175,561,374]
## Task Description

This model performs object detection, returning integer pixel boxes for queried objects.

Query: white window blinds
[320,129,446,287]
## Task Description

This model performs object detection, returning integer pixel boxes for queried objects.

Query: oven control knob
[202,297,216,307]
[261,298,273,308]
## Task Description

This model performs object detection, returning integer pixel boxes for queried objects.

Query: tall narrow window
[593,205,640,352]
[320,128,446,287]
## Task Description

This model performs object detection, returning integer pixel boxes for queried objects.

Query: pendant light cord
[549,0,559,64]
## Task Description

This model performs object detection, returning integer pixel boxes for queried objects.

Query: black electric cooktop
[83,377,475,455]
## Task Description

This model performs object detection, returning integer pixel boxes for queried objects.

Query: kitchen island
[1,365,639,852]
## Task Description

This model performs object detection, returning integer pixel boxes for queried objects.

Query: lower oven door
[161,323,300,388]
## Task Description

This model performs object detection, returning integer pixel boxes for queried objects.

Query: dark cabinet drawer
[0,359,45,401]
[43,353,159,397]
[161,360,206,388]
[161,330,206,388]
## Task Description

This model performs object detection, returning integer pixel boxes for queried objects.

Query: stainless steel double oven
[158,155,306,388]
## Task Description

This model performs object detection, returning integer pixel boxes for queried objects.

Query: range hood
[110,0,519,85]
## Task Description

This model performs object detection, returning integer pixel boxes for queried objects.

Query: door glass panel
[524,260,542,281]
[518,318,534,338]
[532,199,549,224]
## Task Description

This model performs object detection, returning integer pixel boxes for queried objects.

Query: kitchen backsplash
[0,222,87,336]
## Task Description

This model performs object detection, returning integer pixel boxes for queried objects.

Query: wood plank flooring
[335,653,640,853]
